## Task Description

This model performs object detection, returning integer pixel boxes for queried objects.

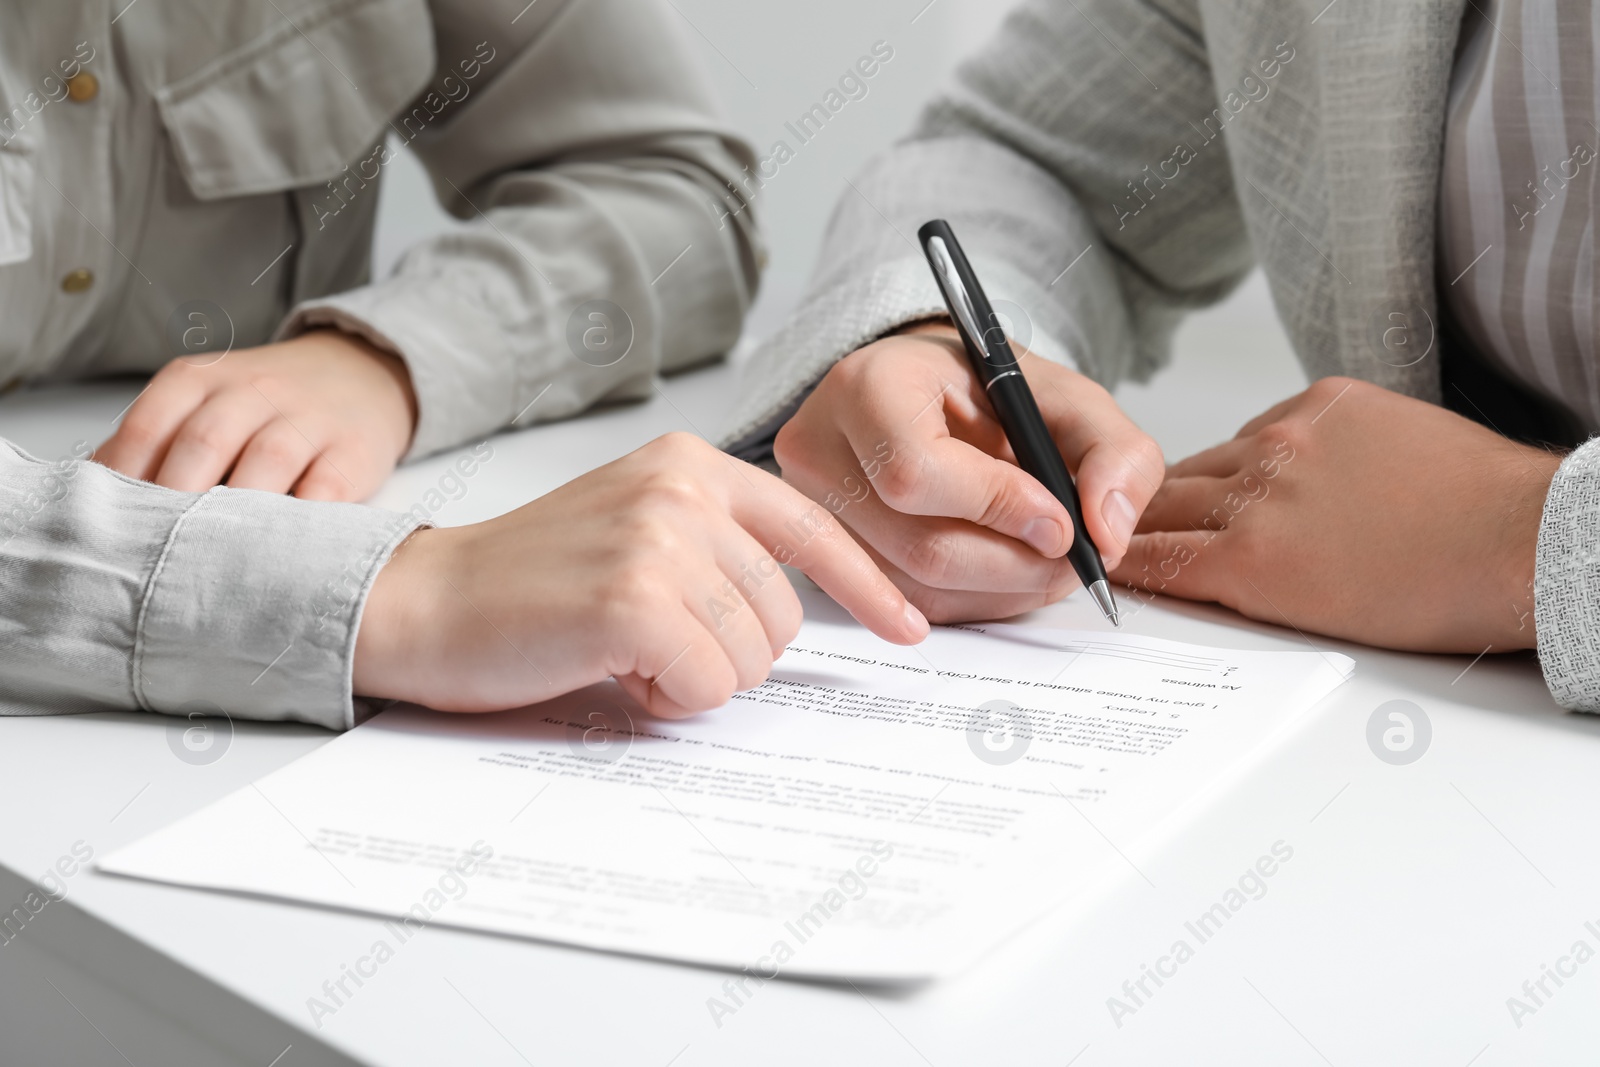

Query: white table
[3,355,1599,1067]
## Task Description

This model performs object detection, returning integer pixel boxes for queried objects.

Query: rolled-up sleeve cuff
[1535,436,1600,711]
[134,486,421,731]
[718,253,1080,461]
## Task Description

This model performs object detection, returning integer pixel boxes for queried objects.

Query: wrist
[893,317,1034,363]
[895,318,960,340]
[1494,448,1561,649]
[302,328,419,452]
[353,526,444,700]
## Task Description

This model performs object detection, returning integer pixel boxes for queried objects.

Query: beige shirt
[0,0,761,456]
[0,0,761,729]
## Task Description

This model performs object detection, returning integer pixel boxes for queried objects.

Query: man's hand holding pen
[776,319,1164,624]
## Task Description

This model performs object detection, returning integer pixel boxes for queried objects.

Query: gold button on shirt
[0,0,760,454]
[60,268,93,293]
[0,0,764,734]
[65,71,98,102]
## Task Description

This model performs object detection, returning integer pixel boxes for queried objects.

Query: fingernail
[904,601,930,638]
[1105,490,1137,549]
[1021,517,1066,556]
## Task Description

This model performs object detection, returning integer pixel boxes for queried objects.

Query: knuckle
[705,672,739,709]
[909,588,965,627]
[619,510,684,559]
[247,371,286,395]
[771,504,839,566]
[112,416,163,452]
[602,566,671,625]
[776,610,802,650]
[1256,420,1303,455]
[647,431,710,465]
[152,358,191,383]
[255,428,307,466]
[733,653,771,693]
[1303,376,1368,412]
[296,476,347,501]
[771,418,810,476]
[869,448,926,509]
[973,477,1026,530]
[179,418,237,454]
[1312,375,1357,397]
[902,531,963,588]
[1129,435,1166,476]
[773,591,804,645]
[634,469,708,513]
[797,502,844,545]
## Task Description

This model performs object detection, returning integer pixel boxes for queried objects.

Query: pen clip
[924,235,1015,370]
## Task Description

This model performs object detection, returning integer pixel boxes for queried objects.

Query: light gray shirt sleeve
[0,439,418,730]
[279,0,763,461]
[720,0,1258,455]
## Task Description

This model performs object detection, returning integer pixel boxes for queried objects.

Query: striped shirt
[1439,0,1600,433]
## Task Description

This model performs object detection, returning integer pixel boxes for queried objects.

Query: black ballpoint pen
[916,219,1120,626]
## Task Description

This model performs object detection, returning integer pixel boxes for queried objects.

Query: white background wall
[373,0,1307,462]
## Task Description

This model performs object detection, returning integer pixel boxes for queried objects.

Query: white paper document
[101,593,1353,980]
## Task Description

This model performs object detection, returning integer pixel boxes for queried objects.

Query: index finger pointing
[725,459,930,645]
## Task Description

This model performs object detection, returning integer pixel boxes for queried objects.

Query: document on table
[101,591,1353,981]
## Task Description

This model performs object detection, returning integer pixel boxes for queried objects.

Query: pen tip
[1087,580,1119,627]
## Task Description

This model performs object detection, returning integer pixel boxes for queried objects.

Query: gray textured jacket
[725,0,1600,711]
[0,0,759,729]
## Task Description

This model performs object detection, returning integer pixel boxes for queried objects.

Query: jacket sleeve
[721,0,1257,457]
[279,0,763,460]
[1535,438,1600,710]
[0,439,418,730]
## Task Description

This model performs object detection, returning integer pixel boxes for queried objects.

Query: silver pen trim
[982,369,1022,389]
[1087,579,1120,627]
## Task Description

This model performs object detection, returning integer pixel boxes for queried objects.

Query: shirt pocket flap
[153,0,433,200]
